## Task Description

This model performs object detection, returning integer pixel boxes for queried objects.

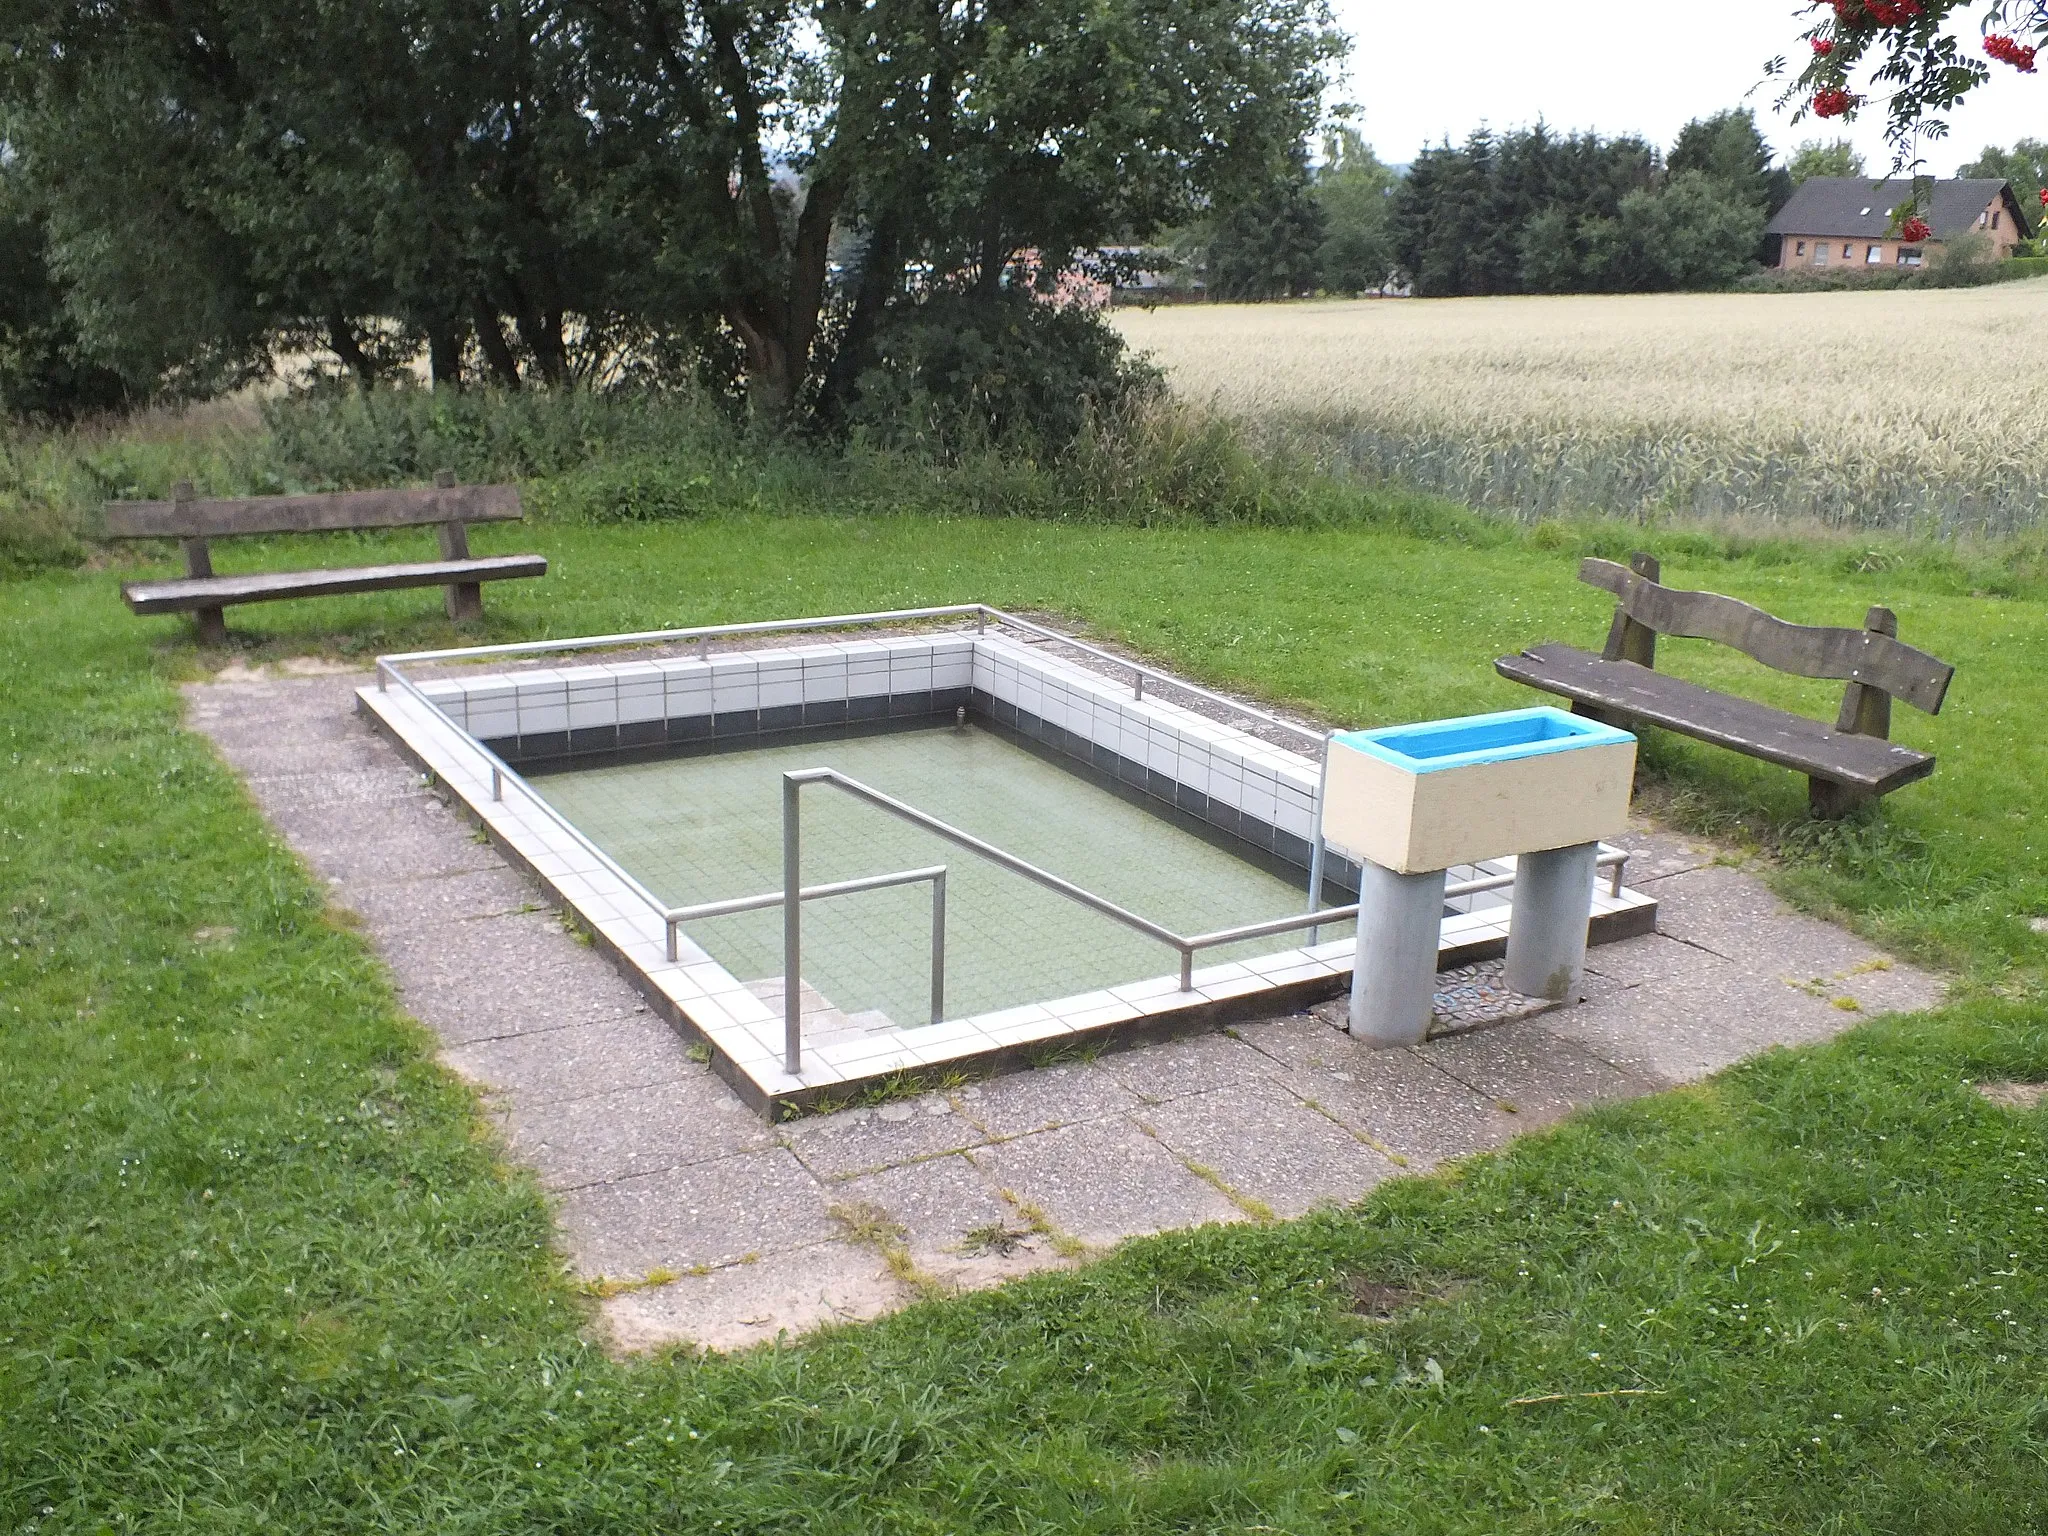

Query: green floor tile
[533,725,1313,1029]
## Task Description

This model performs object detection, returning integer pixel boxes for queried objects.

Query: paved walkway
[186,667,1945,1352]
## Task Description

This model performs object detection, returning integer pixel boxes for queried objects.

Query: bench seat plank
[1496,643,1934,794]
[122,555,547,614]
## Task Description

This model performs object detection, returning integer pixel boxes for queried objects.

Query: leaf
[1423,1357,1445,1387]
[1334,1426,1358,1444]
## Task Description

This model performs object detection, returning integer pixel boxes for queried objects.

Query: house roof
[1767,177,2028,241]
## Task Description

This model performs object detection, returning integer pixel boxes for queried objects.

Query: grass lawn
[6,507,2048,1532]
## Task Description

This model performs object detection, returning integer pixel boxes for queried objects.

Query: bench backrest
[1581,553,1954,733]
[102,479,521,540]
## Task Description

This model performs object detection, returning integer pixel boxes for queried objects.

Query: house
[1766,177,2033,271]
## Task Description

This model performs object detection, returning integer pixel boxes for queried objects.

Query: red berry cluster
[1899,216,1932,242]
[1984,34,2039,71]
[1812,86,1859,117]
[1812,37,1835,54]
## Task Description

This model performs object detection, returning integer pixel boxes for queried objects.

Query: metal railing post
[783,774,803,1074]
[1179,947,1194,992]
[1306,730,1335,943]
[491,765,503,801]
[930,871,947,1025]
[666,917,680,963]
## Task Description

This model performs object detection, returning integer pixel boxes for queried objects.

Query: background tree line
[1201,111,1851,300]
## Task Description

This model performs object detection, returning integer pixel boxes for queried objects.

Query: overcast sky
[1326,0,2044,172]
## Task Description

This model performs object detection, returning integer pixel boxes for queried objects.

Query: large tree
[1313,129,1401,294]
[1788,138,1869,183]
[1961,138,2048,204]
[0,0,1339,423]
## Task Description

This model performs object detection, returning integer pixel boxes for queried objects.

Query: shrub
[260,386,737,488]
[844,294,1161,457]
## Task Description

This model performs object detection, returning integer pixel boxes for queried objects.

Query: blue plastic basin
[1334,707,1635,775]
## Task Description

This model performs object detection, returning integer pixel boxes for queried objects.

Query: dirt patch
[1346,1274,1469,1319]
[1976,1081,2048,1111]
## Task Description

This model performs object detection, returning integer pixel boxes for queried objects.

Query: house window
[1979,211,1988,228]
[1897,247,1923,267]
[1795,240,1807,256]
[1867,245,1883,264]
[1992,212,2001,230]
[1813,243,1829,265]
[1843,243,1854,259]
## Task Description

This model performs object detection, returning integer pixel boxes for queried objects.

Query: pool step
[744,977,898,1048]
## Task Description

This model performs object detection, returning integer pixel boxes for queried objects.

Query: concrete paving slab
[1615,824,1723,884]
[443,1011,696,1105]
[1645,863,1804,958]
[783,1096,990,1180]
[953,1061,1141,1139]
[1134,1081,1398,1219]
[1237,1015,1519,1166]
[241,764,427,810]
[601,1241,909,1354]
[270,792,506,885]
[831,1152,1072,1291]
[556,1147,837,1277]
[328,865,544,931]
[1418,1022,1653,1128]
[505,1076,775,1190]
[1098,1029,1280,1105]
[969,1117,1242,1247]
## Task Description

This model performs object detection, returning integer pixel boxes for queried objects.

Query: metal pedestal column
[1347,861,1447,1046]
[1505,841,1599,1001]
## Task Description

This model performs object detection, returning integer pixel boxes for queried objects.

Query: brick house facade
[1767,177,2033,271]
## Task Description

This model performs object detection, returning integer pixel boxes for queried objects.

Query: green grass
[6,502,2048,1531]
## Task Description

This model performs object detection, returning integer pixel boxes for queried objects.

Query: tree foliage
[1789,138,1870,183]
[0,0,1340,432]
[1312,129,1400,294]
[0,164,131,420]
[1960,138,2048,206]
[1204,151,1326,300]
[1390,116,1772,297]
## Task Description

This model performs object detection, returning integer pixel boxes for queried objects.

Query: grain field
[1113,282,2048,536]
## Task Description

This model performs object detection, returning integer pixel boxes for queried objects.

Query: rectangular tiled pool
[359,608,1657,1117]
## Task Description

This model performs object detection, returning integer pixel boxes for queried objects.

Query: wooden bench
[1495,552,1955,818]
[102,472,547,644]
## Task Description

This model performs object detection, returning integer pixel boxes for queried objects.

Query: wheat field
[1113,282,2048,537]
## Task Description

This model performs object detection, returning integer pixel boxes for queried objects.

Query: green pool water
[532,724,1311,1029]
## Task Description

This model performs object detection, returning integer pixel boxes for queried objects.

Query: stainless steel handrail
[780,767,1186,1073]
[666,865,948,1034]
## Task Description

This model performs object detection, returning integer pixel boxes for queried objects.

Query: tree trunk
[325,313,377,391]
[427,323,465,391]
[473,303,523,389]
[726,171,850,425]
[513,304,570,387]
[725,302,796,419]
[817,219,900,424]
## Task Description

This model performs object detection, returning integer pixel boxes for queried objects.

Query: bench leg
[193,607,228,646]
[1808,777,1868,820]
[1570,700,1627,730]
[445,582,484,623]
